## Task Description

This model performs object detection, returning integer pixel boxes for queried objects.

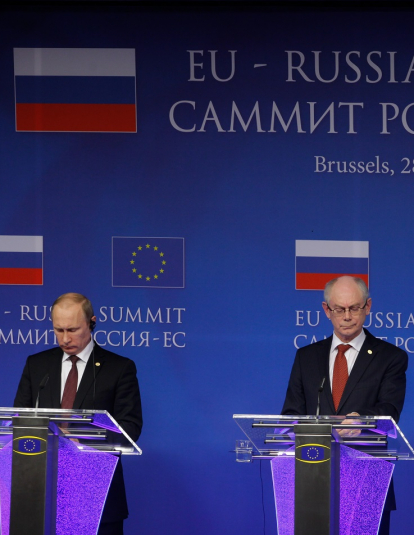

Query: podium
[0,407,142,535]
[234,415,414,535]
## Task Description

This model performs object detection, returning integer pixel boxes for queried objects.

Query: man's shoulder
[26,344,136,368]
[27,346,61,361]
[363,329,408,356]
[93,344,136,367]
[297,336,332,355]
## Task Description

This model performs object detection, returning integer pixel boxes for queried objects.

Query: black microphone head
[318,376,326,392]
[39,374,49,389]
[35,373,50,411]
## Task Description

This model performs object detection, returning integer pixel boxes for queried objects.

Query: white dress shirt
[60,337,94,401]
[329,330,366,391]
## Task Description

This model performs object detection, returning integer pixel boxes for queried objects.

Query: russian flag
[295,240,369,290]
[14,48,136,132]
[0,236,43,285]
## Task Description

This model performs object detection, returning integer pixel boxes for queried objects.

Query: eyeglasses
[326,301,368,317]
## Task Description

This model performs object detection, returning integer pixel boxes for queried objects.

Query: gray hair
[324,277,369,304]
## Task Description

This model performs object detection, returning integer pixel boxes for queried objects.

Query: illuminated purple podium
[0,408,142,535]
[234,415,414,535]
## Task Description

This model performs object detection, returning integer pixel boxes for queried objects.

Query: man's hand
[59,425,79,443]
[337,412,361,437]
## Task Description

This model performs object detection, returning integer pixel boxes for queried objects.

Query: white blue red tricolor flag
[0,235,43,285]
[14,48,137,132]
[295,240,369,290]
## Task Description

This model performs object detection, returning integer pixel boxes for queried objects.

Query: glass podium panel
[233,414,414,460]
[234,415,414,535]
[0,408,142,534]
[0,407,142,455]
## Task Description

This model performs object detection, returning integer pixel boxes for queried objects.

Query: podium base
[0,437,118,535]
[271,445,393,535]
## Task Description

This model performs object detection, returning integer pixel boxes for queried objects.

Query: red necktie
[332,344,351,411]
[61,355,80,409]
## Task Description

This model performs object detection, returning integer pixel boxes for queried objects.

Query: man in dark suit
[14,293,143,535]
[282,276,408,535]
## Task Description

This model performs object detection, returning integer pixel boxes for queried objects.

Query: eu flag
[112,237,185,288]
[301,445,325,461]
[18,438,42,453]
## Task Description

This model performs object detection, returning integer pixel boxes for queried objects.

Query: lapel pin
[368,350,372,354]
[95,362,101,366]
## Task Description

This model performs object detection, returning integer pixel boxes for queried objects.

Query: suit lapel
[73,343,104,409]
[48,348,63,408]
[317,336,336,415]
[337,330,377,414]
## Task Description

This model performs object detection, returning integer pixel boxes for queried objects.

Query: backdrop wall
[1,2,413,534]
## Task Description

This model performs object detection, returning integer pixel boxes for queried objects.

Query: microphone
[92,345,96,411]
[35,374,49,411]
[316,376,326,419]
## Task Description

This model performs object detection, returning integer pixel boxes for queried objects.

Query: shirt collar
[332,329,366,352]
[62,337,94,363]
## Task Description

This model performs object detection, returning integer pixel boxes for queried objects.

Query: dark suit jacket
[281,329,408,421]
[281,329,408,514]
[14,343,143,523]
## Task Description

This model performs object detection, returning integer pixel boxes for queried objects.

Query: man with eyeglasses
[282,275,408,535]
